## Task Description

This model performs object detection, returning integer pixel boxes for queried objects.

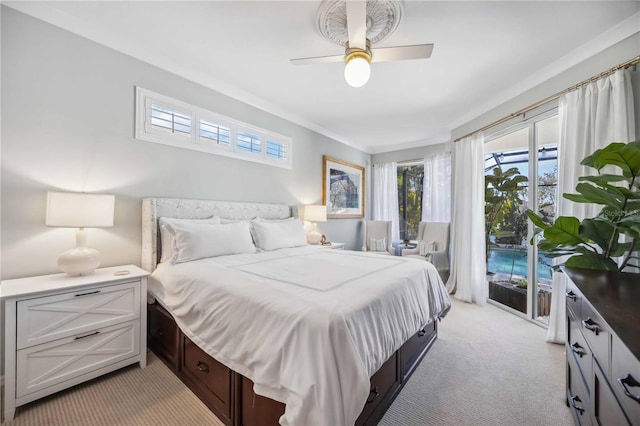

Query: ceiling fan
[290,0,433,88]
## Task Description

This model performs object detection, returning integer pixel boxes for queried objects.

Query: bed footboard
[148,302,438,426]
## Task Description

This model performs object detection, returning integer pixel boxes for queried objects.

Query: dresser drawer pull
[565,291,577,302]
[74,331,99,340]
[618,374,640,404]
[196,361,209,373]
[570,342,587,358]
[582,318,600,335]
[75,290,101,297]
[570,395,585,415]
[417,328,427,337]
[366,387,379,404]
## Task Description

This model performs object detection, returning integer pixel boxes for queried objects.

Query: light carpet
[5,298,572,425]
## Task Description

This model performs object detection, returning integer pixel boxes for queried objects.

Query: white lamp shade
[46,191,115,228]
[299,205,327,223]
[344,56,371,88]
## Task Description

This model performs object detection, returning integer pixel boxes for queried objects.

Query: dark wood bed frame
[148,302,440,426]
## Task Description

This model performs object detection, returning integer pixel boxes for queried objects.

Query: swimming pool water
[488,247,553,280]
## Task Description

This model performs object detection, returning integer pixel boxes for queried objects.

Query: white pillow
[250,218,307,251]
[418,240,437,257]
[168,221,256,264]
[369,237,387,252]
[158,216,221,263]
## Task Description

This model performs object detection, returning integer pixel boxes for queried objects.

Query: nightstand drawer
[16,320,140,398]
[17,280,140,349]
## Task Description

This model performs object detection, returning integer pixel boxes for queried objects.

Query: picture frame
[322,156,365,219]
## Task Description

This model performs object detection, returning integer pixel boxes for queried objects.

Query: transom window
[135,87,292,169]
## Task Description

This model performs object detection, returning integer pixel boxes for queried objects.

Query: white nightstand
[1,265,149,423]
[319,242,345,250]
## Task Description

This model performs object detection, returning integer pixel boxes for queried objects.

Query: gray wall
[452,33,640,140]
[371,142,451,164]
[0,7,370,280]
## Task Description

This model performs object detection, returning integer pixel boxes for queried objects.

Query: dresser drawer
[16,320,140,398]
[17,280,140,349]
[611,336,640,424]
[565,278,582,318]
[182,337,232,419]
[568,310,592,393]
[580,300,611,377]
[567,350,591,425]
[594,359,632,425]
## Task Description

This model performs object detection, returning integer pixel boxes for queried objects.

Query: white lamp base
[307,230,322,245]
[58,247,101,275]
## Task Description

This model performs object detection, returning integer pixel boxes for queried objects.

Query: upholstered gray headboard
[141,197,292,272]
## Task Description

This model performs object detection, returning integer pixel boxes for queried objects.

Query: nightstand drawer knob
[74,331,100,340]
[75,290,101,297]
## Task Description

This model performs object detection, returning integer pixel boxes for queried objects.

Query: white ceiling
[6,1,640,153]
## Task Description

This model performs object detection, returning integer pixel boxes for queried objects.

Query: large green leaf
[609,242,634,257]
[579,219,617,253]
[578,174,630,185]
[525,209,550,229]
[564,193,589,203]
[573,182,624,208]
[543,216,585,245]
[584,141,640,176]
[564,253,619,271]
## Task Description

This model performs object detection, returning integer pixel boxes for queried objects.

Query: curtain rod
[454,55,640,143]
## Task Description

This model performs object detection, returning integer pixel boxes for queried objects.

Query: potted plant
[526,140,640,273]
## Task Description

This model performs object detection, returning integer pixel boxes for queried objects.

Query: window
[484,112,559,324]
[237,131,262,154]
[150,105,191,135]
[397,163,424,240]
[266,140,287,160]
[199,119,230,147]
[135,87,292,169]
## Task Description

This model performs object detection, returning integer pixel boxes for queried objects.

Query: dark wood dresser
[565,268,640,425]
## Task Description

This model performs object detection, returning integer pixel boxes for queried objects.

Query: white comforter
[149,246,450,426]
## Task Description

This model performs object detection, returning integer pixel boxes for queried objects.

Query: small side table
[319,242,346,250]
[1,265,149,423]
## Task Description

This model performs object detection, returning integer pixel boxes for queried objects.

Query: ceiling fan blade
[346,1,367,50]
[289,55,344,66]
[371,44,434,63]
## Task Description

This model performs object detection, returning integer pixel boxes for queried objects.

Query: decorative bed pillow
[167,221,256,263]
[250,218,307,251]
[369,237,387,252]
[159,216,220,263]
[418,240,437,257]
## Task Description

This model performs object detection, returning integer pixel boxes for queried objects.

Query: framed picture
[322,156,365,218]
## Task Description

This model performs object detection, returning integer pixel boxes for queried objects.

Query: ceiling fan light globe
[344,56,370,88]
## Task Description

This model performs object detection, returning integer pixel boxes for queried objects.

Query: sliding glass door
[484,113,558,324]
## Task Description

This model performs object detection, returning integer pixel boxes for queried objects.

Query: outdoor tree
[484,166,528,264]
[398,165,424,240]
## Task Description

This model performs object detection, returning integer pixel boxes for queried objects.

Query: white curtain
[422,152,452,222]
[446,133,487,304]
[372,162,400,243]
[546,69,635,343]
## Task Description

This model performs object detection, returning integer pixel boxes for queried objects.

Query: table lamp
[299,204,327,245]
[46,191,115,275]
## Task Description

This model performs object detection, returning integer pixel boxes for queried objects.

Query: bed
[142,197,451,426]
